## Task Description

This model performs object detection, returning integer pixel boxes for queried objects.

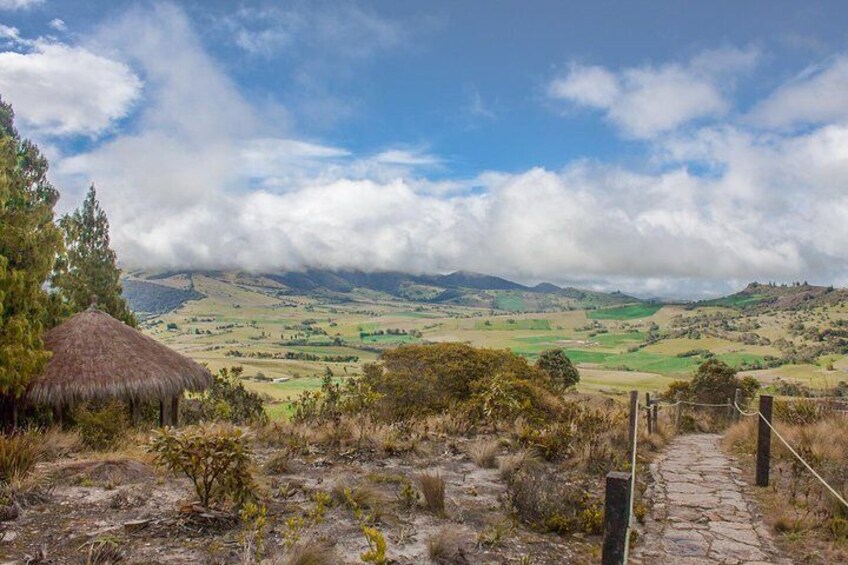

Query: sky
[1,0,848,298]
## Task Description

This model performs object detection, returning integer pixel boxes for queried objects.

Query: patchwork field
[136,273,848,418]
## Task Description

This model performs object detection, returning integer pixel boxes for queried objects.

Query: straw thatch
[27,308,213,407]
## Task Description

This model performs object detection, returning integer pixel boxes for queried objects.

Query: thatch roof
[27,308,213,407]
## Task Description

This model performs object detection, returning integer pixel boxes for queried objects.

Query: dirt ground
[0,435,602,564]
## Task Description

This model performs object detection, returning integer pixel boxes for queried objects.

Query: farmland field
[587,303,663,320]
[135,272,848,419]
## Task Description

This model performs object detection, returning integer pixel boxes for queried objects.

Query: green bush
[536,348,580,391]
[508,469,601,535]
[149,424,255,508]
[72,400,129,451]
[181,367,267,426]
[361,343,553,422]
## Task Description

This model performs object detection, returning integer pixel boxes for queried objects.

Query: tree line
[0,97,132,426]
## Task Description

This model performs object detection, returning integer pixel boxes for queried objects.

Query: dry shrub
[498,449,539,482]
[418,471,445,516]
[39,427,83,460]
[722,418,758,455]
[331,480,386,518]
[427,528,470,564]
[0,431,41,483]
[263,452,291,475]
[276,542,338,565]
[58,458,154,487]
[508,469,601,535]
[468,439,499,468]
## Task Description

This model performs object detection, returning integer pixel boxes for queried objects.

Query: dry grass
[0,431,42,483]
[275,543,338,565]
[39,427,83,460]
[418,471,445,516]
[263,452,291,474]
[427,528,469,564]
[467,439,499,468]
[498,449,538,481]
[331,480,387,517]
[724,412,848,561]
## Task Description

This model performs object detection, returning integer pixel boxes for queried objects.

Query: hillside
[124,269,641,315]
[696,282,848,312]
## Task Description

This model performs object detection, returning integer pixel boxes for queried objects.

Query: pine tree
[0,98,63,422]
[53,184,137,327]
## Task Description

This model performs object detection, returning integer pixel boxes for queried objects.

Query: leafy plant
[149,424,255,508]
[360,526,388,565]
[72,400,128,451]
[182,367,267,426]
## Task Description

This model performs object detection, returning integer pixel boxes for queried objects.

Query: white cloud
[0,0,43,10]
[29,7,848,296]
[220,4,402,59]
[749,56,848,129]
[0,41,141,136]
[49,18,66,32]
[549,47,759,138]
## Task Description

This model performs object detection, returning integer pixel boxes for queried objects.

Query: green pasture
[587,304,663,320]
[474,318,552,331]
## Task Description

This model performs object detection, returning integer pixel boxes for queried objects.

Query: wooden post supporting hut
[25,307,213,427]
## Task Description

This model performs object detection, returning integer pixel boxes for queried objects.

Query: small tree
[149,424,255,508]
[689,359,758,404]
[0,98,63,426]
[536,349,580,391]
[53,184,136,326]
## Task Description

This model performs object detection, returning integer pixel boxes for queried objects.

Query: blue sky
[1,0,848,297]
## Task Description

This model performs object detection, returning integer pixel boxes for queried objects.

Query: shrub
[72,400,129,451]
[418,472,446,516]
[508,469,601,535]
[276,543,338,565]
[427,528,469,563]
[149,424,255,508]
[365,344,548,420]
[536,349,580,391]
[468,439,499,468]
[0,431,41,483]
[181,367,267,426]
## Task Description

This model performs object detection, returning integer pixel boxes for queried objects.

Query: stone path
[630,433,791,565]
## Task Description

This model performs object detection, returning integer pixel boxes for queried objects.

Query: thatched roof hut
[27,308,212,417]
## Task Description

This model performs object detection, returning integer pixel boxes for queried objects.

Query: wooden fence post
[628,390,638,458]
[645,392,653,434]
[756,395,773,487]
[602,471,632,565]
[726,396,733,422]
[652,403,658,432]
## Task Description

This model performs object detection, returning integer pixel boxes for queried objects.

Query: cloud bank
[1,4,848,297]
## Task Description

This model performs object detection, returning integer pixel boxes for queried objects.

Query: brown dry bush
[0,430,41,483]
[467,438,499,468]
[275,542,338,565]
[427,528,470,564]
[418,471,446,516]
[508,468,602,535]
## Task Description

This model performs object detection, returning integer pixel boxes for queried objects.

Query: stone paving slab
[630,433,792,565]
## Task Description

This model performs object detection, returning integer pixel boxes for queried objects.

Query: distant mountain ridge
[695,281,848,311]
[123,268,644,315]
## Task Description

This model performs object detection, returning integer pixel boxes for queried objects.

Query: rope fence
[601,390,848,564]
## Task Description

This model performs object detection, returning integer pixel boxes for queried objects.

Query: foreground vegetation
[0,343,663,563]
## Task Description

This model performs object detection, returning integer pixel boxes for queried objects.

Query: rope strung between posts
[732,402,848,511]
[733,401,759,417]
[622,395,639,563]
[653,399,730,408]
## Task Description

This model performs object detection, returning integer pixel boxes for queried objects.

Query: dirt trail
[630,433,791,565]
